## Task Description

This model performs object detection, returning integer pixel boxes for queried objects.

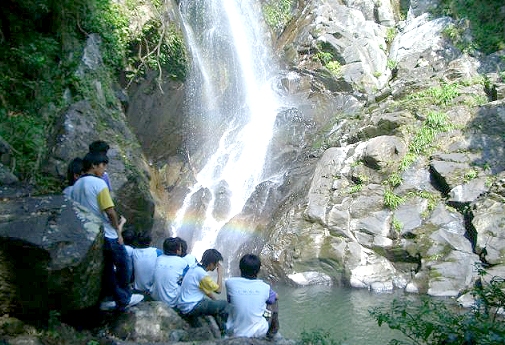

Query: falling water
[173,0,282,260]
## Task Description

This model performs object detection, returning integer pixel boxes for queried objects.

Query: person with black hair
[177,249,228,334]
[63,157,83,197]
[70,152,143,312]
[122,228,136,285]
[88,140,112,191]
[151,237,189,307]
[176,237,198,268]
[132,232,162,294]
[225,254,279,339]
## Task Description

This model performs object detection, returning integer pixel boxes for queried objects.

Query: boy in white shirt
[71,152,143,311]
[176,237,198,268]
[225,254,279,339]
[176,249,228,335]
[151,237,189,307]
[132,232,162,293]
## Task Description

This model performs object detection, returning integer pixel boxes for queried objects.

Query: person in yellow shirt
[71,152,143,311]
[176,249,228,335]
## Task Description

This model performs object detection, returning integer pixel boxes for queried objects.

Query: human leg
[106,238,131,310]
[188,299,228,333]
[266,300,279,339]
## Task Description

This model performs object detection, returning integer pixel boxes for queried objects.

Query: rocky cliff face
[133,0,505,298]
[255,0,505,297]
[2,0,504,322]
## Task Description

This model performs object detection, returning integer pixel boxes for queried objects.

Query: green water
[273,284,413,345]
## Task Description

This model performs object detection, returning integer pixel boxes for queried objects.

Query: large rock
[0,193,103,320]
[44,34,155,233]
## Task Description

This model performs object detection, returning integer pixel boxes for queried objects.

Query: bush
[370,269,505,345]
[298,328,343,345]
[438,0,505,54]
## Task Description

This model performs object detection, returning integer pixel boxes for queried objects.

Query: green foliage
[391,217,403,232]
[385,27,397,44]
[438,0,505,54]
[0,0,188,190]
[386,58,397,70]
[386,173,403,188]
[405,83,460,109]
[0,30,75,185]
[399,152,417,172]
[81,0,130,72]
[298,328,343,345]
[399,111,452,171]
[263,0,294,32]
[315,44,342,77]
[370,269,505,345]
[316,51,333,65]
[408,190,439,215]
[384,189,404,210]
[326,61,342,76]
[348,183,363,194]
[127,20,188,82]
[463,168,478,182]
[409,111,452,156]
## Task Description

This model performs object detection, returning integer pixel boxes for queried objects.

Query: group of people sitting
[63,140,279,339]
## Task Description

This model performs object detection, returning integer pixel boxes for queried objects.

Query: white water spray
[173,0,282,259]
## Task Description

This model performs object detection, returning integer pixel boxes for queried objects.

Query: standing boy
[176,249,228,334]
[225,254,279,339]
[71,152,143,311]
[88,140,112,191]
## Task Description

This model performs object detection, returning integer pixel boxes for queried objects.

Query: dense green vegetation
[0,0,186,191]
[262,0,295,33]
[370,268,505,345]
[438,0,505,54]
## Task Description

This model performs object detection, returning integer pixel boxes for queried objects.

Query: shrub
[384,189,404,210]
[298,328,343,345]
[370,268,505,345]
[263,0,294,32]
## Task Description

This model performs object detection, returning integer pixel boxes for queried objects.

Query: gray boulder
[0,193,103,319]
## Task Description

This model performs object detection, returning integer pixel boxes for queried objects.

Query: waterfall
[173,0,282,261]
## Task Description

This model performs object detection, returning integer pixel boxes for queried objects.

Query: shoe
[99,300,116,311]
[127,293,144,308]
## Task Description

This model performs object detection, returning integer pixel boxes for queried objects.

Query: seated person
[176,237,198,268]
[122,228,136,285]
[132,232,162,293]
[176,249,228,334]
[150,237,189,307]
[225,254,279,339]
[63,157,83,197]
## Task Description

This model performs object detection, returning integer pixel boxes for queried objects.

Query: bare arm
[118,215,127,232]
[104,207,124,244]
[215,262,223,294]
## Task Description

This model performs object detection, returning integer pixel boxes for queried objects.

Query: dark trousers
[103,237,131,309]
[266,300,280,338]
[187,299,228,333]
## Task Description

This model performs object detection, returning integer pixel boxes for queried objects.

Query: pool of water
[272,284,412,344]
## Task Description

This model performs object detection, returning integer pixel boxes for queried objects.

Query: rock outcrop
[0,188,104,320]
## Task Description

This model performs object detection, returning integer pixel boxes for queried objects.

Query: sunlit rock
[288,271,333,286]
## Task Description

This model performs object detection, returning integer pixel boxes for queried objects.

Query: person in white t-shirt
[225,254,279,339]
[71,152,143,312]
[122,228,136,286]
[176,237,198,268]
[132,232,163,294]
[62,157,83,198]
[176,249,228,335]
[150,237,189,307]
